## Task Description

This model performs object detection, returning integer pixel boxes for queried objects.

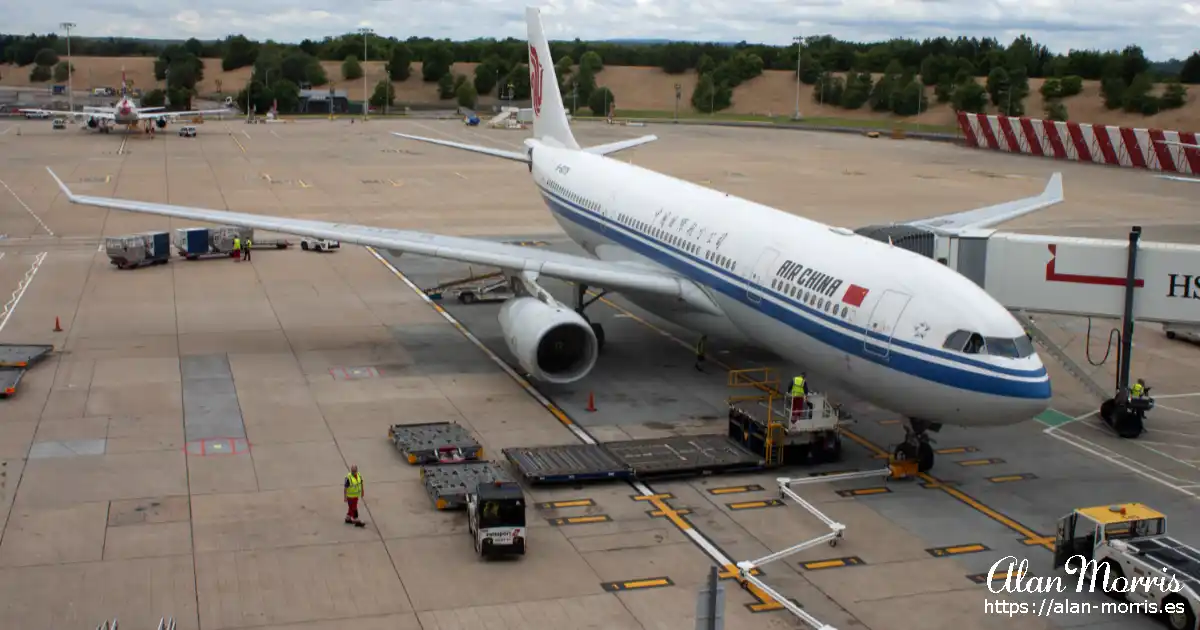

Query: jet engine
[155,118,167,129]
[498,296,599,384]
[87,118,98,129]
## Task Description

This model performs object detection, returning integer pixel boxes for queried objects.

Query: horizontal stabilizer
[584,134,658,156]
[904,172,1063,234]
[391,132,530,163]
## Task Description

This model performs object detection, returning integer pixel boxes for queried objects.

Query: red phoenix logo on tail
[529,45,543,116]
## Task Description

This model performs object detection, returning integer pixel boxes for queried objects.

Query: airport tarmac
[0,116,1197,630]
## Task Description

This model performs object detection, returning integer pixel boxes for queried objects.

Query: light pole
[792,35,802,120]
[359,27,373,120]
[674,83,681,121]
[61,22,75,115]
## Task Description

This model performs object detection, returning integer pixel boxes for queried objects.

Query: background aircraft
[44,6,1064,473]
[19,70,231,133]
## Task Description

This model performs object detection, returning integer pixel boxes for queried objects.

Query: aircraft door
[1053,512,1077,569]
[746,247,780,306]
[862,289,911,359]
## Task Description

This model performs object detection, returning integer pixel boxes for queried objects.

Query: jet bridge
[855,224,1200,325]
[856,223,1200,438]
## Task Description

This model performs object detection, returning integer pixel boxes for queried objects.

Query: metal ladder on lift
[94,617,176,630]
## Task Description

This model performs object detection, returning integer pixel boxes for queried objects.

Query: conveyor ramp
[503,435,765,485]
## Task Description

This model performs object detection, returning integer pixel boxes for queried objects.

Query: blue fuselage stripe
[534,183,1050,400]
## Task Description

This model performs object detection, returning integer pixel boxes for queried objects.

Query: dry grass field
[3,56,1199,129]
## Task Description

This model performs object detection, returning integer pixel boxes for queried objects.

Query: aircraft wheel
[301,241,309,251]
[917,442,934,473]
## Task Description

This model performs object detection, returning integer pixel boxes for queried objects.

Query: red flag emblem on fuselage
[842,284,869,307]
[529,45,543,116]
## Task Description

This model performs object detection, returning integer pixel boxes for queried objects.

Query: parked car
[179,126,197,137]
[52,118,66,130]
[1164,322,1200,344]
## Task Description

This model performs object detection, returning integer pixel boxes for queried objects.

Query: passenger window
[942,330,971,352]
[963,333,985,354]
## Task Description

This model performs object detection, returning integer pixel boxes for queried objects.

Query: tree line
[4,31,1198,118]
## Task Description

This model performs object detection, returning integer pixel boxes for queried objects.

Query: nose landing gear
[892,418,938,473]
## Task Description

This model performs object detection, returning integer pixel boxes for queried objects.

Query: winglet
[46,167,75,200]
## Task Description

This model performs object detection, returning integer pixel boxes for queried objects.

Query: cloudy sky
[5,0,1199,60]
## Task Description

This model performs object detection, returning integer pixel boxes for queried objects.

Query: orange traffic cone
[53,316,62,332]
[586,392,596,412]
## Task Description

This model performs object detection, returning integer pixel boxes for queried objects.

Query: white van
[1163,322,1200,344]
[178,126,197,137]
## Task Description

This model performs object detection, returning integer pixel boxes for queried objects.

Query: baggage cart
[388,422,483,465]
[420,461,513,510]
[106,231,170,269]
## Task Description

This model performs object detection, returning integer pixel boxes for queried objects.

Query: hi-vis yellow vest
[345,473,363,498]
[790,376,805,397]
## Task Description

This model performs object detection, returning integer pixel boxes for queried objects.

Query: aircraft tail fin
[526,7,580,150]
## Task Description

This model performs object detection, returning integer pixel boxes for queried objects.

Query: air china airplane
[46,6,1066,473]
[21,70,231,134]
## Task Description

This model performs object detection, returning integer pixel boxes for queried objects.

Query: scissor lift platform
[503,435,766,485]
[388,422,483,465]
[420,461,513,510]
[0,344,53,398]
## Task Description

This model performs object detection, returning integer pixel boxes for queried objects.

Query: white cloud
[4,0,1198,60]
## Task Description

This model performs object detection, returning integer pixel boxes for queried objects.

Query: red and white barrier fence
[956,111,1200,176]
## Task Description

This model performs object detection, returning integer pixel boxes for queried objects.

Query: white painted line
[270,130,280,139]
[454,172,467,179]
[1045,425,1200,499]
[0,178,54,236]
[1157,404,1200,419]
[1146,427,1200,438]
[1153,392,1200,400]
[241,130,251,140]
[1073,421,1200,474]
[0,252,48,334]
[0,125,13,135]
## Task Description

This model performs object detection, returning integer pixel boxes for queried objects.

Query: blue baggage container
[144,231,170,259]
[174,228,210,256]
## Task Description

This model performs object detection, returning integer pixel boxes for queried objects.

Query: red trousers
[345,497,359,520]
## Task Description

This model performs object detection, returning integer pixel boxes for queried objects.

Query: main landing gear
[574,283,607,352]
[893,418,939,473]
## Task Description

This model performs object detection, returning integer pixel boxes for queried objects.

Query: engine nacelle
[87,118,98,129]
[155,118,167,129]
[498,296,598,384]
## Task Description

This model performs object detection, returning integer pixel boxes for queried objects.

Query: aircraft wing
[137,108,233,120]
[19,108,106,120]
[900,172,1063,234]
[44,168,722,314]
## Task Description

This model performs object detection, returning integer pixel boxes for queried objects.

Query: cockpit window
[942,330,971,352]
[944,329,1036,358]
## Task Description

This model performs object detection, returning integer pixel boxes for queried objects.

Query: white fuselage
[527,141,1051,428]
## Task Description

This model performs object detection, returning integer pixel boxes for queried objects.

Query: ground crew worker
[694,335,707,371]
[344,465,365,527]
[232,236,241,261]
[1131,378,1147,399]
[789,373,807,418]
[243,237,252,262]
